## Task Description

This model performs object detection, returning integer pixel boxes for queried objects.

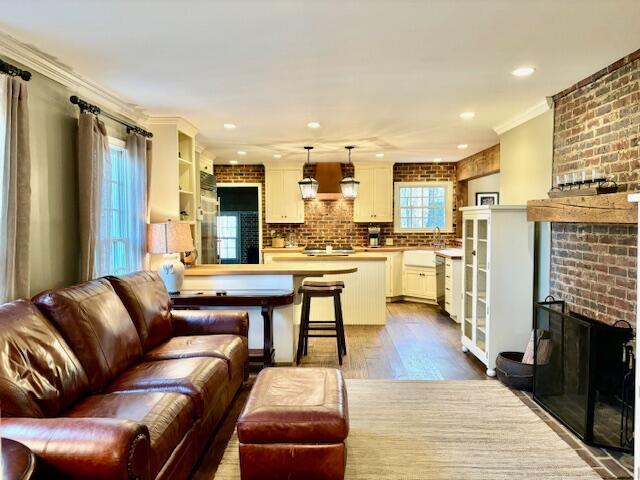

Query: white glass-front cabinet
[460,206,534,377]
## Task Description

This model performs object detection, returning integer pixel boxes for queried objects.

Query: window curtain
[0,76,31,302]
[78,111,109,281]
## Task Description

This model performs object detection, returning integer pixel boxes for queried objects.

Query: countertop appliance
[368,226,381,247]
[303,245,355,256]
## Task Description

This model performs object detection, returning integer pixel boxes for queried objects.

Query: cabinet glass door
[463,218,474,340]
[475,218,488,352]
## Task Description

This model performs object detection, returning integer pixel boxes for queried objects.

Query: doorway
[216,183,262,264]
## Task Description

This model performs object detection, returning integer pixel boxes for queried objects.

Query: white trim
[147,116,198,137]
[493,98,553,135]
[108,136,126,149]
[393,181,454,234]
[217,182,263,263]
[0,31,147,125]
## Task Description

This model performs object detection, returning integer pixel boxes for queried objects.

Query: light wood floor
[191,301,486,479]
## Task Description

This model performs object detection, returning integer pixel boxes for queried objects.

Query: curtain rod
[69,95,153,138]
[0,58,32,81]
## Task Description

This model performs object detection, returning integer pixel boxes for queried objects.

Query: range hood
[314,163,344,200]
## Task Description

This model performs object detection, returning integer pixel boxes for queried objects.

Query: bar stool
[296,280,347,365]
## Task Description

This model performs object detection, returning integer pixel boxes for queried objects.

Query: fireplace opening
[533,299,635,451]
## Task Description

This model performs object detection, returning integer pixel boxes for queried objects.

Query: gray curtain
[0,76,31,302]
[78,111,109,281]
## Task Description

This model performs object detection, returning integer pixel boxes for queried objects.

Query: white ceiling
[2,0,640,164]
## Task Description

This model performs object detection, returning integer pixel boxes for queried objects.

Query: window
[394,181,453,233]
[217,214,239,262]
[94,138,145,277]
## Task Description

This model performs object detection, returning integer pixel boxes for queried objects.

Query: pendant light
[340,145,360,199]
[298,146,319,199]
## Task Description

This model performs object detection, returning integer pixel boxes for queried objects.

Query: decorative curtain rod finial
[0,59,31,81]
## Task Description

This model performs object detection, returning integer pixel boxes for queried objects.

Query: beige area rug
[213,380,600,479]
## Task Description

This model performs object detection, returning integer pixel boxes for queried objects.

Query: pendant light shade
[298,146,319,199]
[340,145,360,199]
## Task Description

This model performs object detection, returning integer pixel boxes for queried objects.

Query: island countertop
[184,264,358,276]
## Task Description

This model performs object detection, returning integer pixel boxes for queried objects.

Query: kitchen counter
[271,254,387,262]
[262,245,459,253]
[435,248,463,259]
[185,264,358,276]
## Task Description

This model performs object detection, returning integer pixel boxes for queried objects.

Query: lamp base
[158,255,185,294]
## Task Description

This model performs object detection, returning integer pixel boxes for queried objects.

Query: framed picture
[476,192,499,206]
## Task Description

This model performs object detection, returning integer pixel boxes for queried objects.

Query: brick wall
[550,49,639,326]
[214,162,458,247]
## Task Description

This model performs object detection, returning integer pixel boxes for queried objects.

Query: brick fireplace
[550,49,640,327]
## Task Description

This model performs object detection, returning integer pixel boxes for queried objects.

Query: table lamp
[148,220,194,294]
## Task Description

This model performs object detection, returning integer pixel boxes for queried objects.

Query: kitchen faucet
[432,226,444,248]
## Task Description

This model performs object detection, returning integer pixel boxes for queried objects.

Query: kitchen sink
[403,250,436,267]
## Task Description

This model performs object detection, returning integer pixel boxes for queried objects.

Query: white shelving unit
[460,205,534,377]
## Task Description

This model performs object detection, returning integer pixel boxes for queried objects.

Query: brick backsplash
[550,49,639,326]
[213,162,459,248]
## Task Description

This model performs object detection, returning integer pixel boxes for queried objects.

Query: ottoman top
[237,367,349,444]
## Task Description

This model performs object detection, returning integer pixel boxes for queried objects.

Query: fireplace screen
[533,299,634,451]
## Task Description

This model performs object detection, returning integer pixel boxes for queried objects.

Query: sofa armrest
[0,417,150,480]
[172,309,249,337]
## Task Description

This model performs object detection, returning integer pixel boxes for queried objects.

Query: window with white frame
[217,214,239,262]
[94,138,146,277]
[394,181,453,233]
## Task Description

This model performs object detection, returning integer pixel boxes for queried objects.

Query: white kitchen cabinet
[353,163,393,222]
[382,252,403,298]
[460,205,534,377]
[403,266,436,300]
[265,164,304,223]
[444,257,462,322]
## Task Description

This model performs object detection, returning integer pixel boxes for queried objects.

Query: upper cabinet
[265,163,305,223]
[353,163,393,222]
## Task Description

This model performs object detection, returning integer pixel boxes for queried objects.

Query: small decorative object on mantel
[548,168,618,198]
[475,192,499,206]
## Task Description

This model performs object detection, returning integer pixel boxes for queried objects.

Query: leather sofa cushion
[0,300,89,417]
[33,279,143,392]
[144,334,247,381]
[237,368,349,444]
[106,357,228,417]
[67,392,194,479]
[106,272,173,351]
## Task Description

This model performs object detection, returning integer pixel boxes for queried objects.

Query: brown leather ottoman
[237,367,349,480]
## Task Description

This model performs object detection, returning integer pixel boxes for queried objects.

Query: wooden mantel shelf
[527,192,638,224]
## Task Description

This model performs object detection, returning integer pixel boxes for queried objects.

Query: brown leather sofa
[0,271,249,480]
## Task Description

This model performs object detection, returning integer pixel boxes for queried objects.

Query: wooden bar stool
[296,280,347,365]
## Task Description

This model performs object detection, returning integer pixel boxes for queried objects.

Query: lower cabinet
[403,266,436,301]
[443,258,462,322]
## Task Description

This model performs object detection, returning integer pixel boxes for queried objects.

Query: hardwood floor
[298,301,487,380]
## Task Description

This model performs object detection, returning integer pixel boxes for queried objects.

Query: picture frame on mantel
[476,192,499,206]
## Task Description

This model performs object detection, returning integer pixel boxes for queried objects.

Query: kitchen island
[182,264,359,363]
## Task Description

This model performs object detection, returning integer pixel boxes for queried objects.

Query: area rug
[213,380,600,479]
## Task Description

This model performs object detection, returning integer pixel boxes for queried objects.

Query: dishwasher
[435,254,446,311]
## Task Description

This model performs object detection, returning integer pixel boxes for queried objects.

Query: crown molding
[147,116,198,137]
[0,31,147,124]
[493,97,553,136]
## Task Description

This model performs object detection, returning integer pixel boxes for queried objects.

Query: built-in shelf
[527,192,637,224]
[179,157,193,166]
[179,189,194,195]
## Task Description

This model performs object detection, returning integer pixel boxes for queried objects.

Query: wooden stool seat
[296,283,347,366]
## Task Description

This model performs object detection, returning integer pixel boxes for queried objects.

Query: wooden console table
[170,289,294,368]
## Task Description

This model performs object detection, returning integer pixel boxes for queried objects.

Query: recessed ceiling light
[229,160,238,165]
[375,153,385,158]
[511,66,535,77]
[273,154,282,158]
[433,157,443,163]
[307,121,321,129]
[457,144,468,150]
[237,151,246,155]
[223,123,236,130]
[459,111,475,120]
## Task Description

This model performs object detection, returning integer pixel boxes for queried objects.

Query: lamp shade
[148,221,194,254]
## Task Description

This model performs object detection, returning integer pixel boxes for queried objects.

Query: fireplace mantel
[527,192,638,223]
